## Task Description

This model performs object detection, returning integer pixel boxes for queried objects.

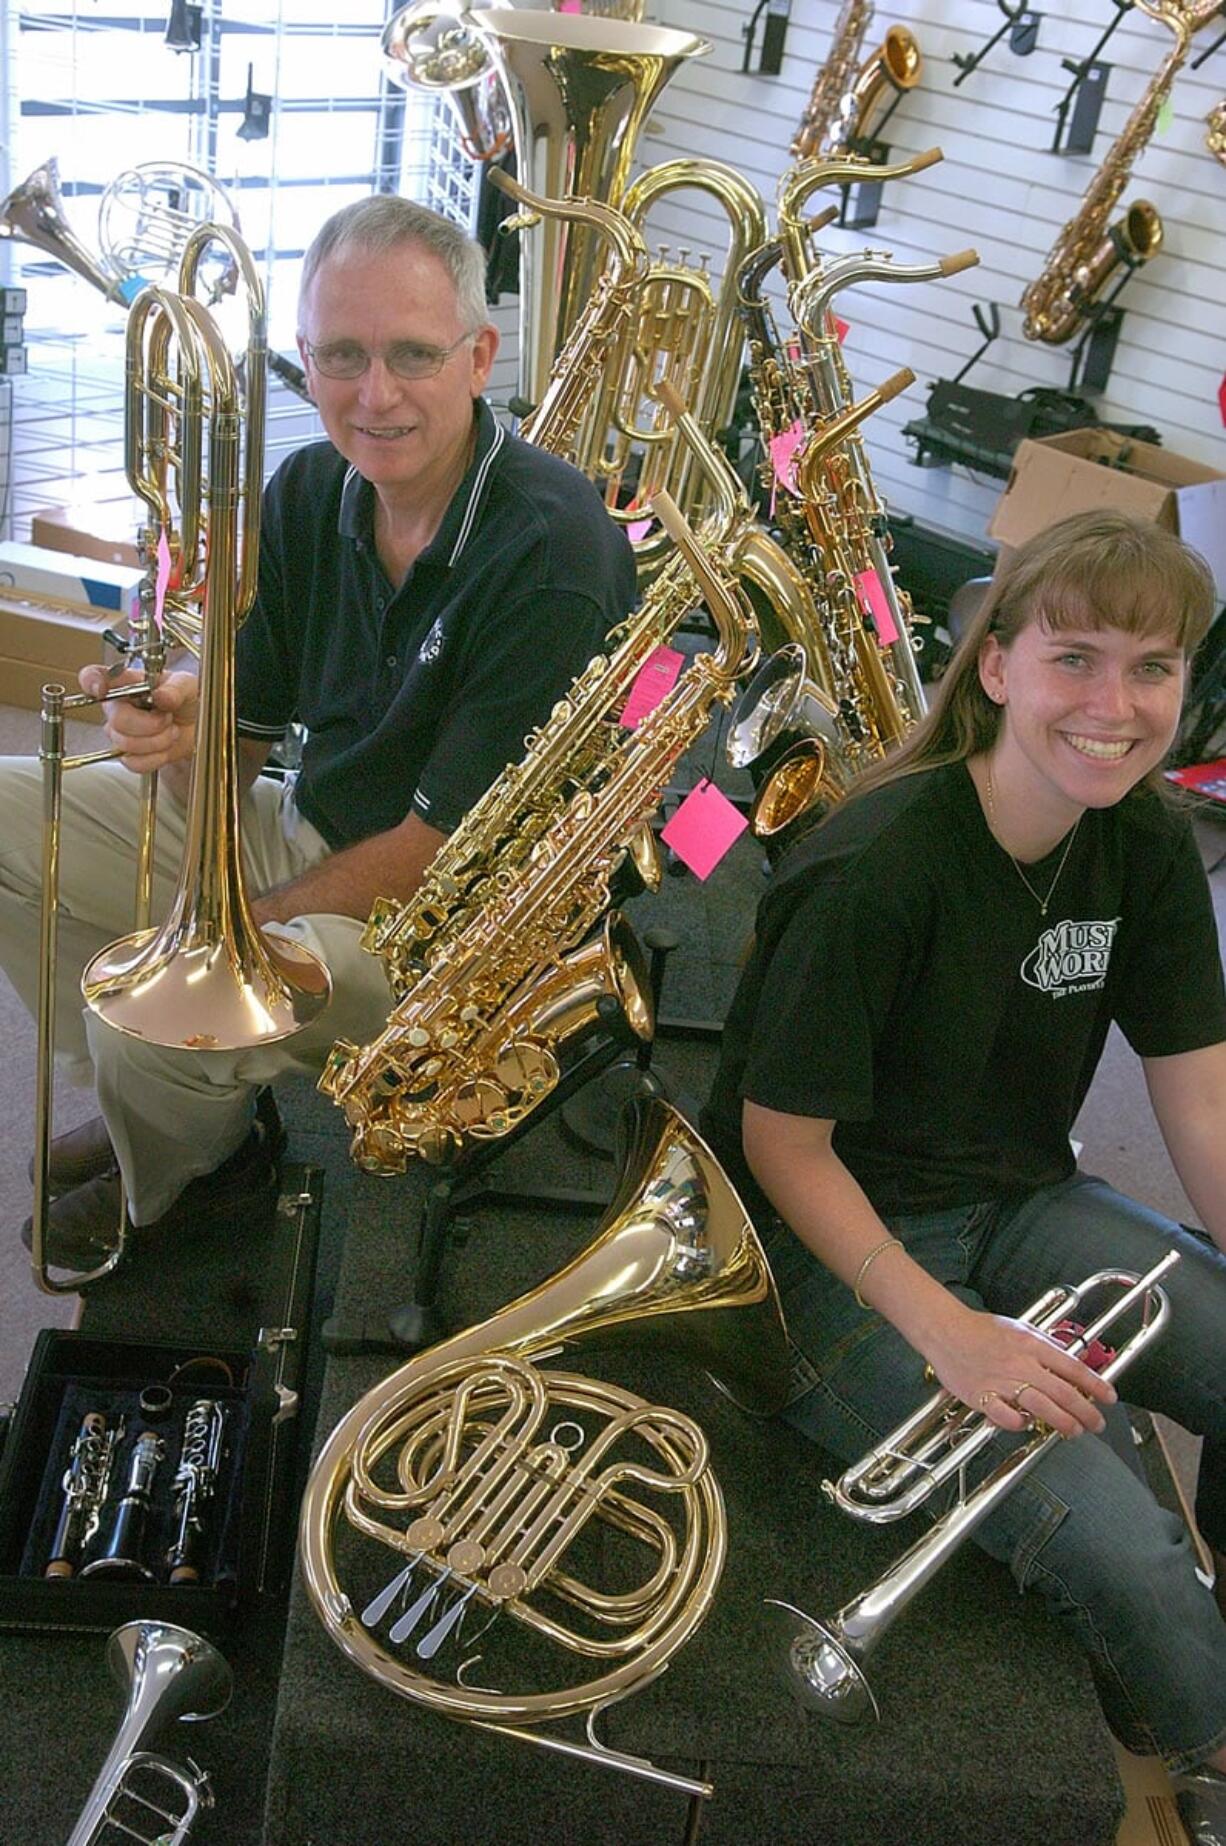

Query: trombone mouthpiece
[940,249,980,277]
[878,366,917,405]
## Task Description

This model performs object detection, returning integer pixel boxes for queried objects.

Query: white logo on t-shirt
[419,617,445,664]
[1021,918,1120,998]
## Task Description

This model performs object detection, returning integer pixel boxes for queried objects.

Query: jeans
[766,1173,1226,1770]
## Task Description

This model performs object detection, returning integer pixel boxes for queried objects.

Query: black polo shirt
[235,398,636,848]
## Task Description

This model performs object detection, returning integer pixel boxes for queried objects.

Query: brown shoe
[22,1119,283,1273]
[28,1088,285,1196]
[27,1116,117,1195]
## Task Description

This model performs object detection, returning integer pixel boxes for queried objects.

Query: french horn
[299,1097,788,1792]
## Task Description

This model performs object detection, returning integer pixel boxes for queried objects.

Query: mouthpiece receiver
[939,249,980,277]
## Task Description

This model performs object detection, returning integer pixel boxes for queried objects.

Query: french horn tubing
[299,1097,789,1791]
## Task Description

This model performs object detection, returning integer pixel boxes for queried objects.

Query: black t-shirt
[702,762,1226,1218]
[235,399,637,849]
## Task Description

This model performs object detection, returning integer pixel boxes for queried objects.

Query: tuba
[460,8,710,410]
[768,1253,1178,1724]
[1020,0,1222,344]
[67,1621,232,1845]
[299,1096,788,1791]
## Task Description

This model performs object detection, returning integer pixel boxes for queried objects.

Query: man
[0,195,636,1269]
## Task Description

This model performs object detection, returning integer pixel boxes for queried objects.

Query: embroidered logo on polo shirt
[419,617,445,665]
[1021,918,1120,998]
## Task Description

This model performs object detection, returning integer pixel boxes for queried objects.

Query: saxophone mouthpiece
[806,205,840,235]
[939,249,980,277]
[878,367,917,406]
[911,146,943,173]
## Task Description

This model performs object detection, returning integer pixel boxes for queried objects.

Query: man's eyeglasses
[301,331,475,381]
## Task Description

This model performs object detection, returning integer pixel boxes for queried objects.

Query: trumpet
[767,1251,1179,1724]
[67,1621,231,1846]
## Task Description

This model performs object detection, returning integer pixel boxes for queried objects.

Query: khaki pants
[0,755,396,1222]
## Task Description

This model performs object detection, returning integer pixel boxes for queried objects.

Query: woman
[702,510,1226,1828]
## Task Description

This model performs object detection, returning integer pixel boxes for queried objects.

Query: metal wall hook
[1051,2,1134,152]
[951,302,1002,385]
[1191,14,1226,69]
[952,2,1042,88]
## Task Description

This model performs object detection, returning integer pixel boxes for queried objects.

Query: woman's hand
[923,1303,1117,1437]
[79,664,199,776]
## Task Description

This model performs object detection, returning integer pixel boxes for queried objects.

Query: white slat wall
[487,0,1226,552]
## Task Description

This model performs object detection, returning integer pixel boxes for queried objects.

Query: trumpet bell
[764,1597,879,1725]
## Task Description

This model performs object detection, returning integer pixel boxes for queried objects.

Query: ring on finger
[978,1389,1000,1411]
[1011,1382,1035,1410]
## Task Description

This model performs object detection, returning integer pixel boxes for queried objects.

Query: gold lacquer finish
[792,2,922,162]
[320,372,828,1172]
[1021,0,1222,343]
[1209,99,1226,161]
[459,8,710,409]
[298,1097,789,1787]
[79,227,331,1050]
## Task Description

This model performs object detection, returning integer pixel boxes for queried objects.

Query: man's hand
[79,664,199,776]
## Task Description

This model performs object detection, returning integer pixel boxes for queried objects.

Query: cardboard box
[0,590,116,671]
[0,539,144,623]
[0,656,102,722]
[30,504,143,571]
[988,429,1226,600]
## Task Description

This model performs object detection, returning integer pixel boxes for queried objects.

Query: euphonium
[1021,0,1222,344]
[577,160,768,572]
[460,8,710,410]
[768,1253,1178,1724]
[67,1620,232,1846]
[299,1096,789,1790]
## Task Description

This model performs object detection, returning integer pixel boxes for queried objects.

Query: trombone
[767,1251,1179,1723]
[30,223,331,1295]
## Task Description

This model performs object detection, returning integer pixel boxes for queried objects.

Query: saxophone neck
[797,366,915,483]
[649,377,749,544]
[793,245,977,333]
[778,147,941,254]
[487,166,648,281]
[650,490,756,683]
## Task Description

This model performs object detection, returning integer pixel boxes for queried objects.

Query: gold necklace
[984,763,1082,917]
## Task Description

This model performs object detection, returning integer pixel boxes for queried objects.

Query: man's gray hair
[297,196,490,333]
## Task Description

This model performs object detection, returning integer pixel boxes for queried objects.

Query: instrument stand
[952,1,1041,88]
[1067,301,1125,396]
[322,955,681,1359]
[1051,2,1133,152]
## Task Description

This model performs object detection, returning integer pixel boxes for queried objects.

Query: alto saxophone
[1021,0,1221,344]
[320,472,758,1174]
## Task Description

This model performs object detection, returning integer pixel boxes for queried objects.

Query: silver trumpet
[767,1250,1179,1724]
[67,1620,232,1846]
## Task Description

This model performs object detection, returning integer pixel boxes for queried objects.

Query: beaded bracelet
[853,1236,904,1309]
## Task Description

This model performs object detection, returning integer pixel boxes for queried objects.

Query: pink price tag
[620,644,684,729]
[626,515,655,544]
[1219,373,1226,429]
[661,779,749,881]
[854,568,900,647]
[558,0,582,10]
[834,315,851,344]
[154,528,173,634]
[768,417,807,516]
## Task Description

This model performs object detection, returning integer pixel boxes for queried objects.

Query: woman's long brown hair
[852,508,1217,803]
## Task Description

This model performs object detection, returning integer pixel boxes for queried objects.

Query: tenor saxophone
[1021,0,1221,344]
[791,0,921,162]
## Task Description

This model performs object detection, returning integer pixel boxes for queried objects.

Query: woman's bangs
[1034,557,1195,648]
